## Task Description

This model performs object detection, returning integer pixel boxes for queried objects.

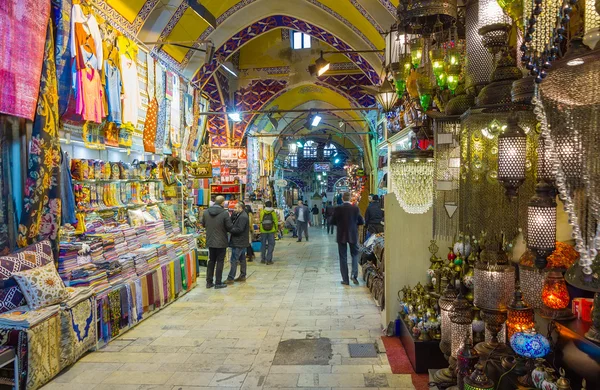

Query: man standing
[365,195,384,237]
[331,192,364,285]
[311,204,320,226]
[259,201,279,264]
[294,200,310,242]
[325,201,335,235]
[226,202,250,284]
[201,196,239,289]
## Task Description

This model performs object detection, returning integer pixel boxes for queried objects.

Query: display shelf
[398,317,447,373]
[77,201,164,212]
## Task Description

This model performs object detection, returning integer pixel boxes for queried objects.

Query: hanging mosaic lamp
[506,286,535,340]
[446,65,461,93]
[477,0,512,55]
[497,115,527,198]
[410,38,424,69]
[375,79,399,113]
[449,293,473,359]
[464,363,494,390]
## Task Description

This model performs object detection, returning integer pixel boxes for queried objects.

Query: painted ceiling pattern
[193,15,381,89]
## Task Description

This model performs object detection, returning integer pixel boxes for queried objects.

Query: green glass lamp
[410,38,424,69]
[417,74,433,111]
[430,48,445,76]
[446,65,461,93]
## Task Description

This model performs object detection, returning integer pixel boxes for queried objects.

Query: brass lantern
[375,79,399,113]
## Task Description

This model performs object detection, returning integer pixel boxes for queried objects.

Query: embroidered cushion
[0,240,54,313]
[147,205,162,220]
[12,263,69,310]
[158,203,176,225]
[128,208,145,227]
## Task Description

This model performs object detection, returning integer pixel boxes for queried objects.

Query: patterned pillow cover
[158,203,177,225]
[0,240,54,313]
[12,263,69,310]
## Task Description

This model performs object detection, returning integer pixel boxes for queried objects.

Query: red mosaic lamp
[506,285,535,340]
[541,270,574,320]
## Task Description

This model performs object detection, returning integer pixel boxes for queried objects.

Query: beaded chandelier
[391,157,435,214]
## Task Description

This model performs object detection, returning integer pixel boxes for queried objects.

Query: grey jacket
[229,211,250,248]
[201,205,239,248]
[294,205,310,223]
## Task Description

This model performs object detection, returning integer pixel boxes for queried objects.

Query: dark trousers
[207,247,227,284]
[247,245,254,258]
[261,232,276,262]
[326,217,334,234]
[338,242,359,284]
[228,247,247,280]
[297,221,309,240]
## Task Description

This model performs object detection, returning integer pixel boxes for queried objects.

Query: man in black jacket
[201,196,240,289]
[226,202,250,284]
[365,195,384,236]
[331,192,365,285]
[325,201,335,234]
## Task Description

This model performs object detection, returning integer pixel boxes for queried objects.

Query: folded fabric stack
[132,247,153,276]
[57,242,82,282]
[141,244,161,269]
[0,305,60,329]
[136,226,150,246]
[70,264,109,292]
[121,225,140,251]
[112,230,128,258]
[62,286,94,308]
[89,239,104,263]
[117,254,136,281]
[95,259,123,286]
[145,220,167,244]
[161,242,177,263]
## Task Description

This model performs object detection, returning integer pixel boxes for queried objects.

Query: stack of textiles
[162,242,177,264]
[89,239,104,263]
[142,244,161,269]
[95,259,123,285]
[136,226,150,246]
[57,242,83,282]
[145,220,167,244]
[0,305,60,329]
[121,225,140,250]
[112,229,128,257]
[156,244,169,265]
[70,264,109,292]
[132,247,153,275]
[117,254,136,281]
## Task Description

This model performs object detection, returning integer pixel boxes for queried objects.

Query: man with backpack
[259,201,279,265]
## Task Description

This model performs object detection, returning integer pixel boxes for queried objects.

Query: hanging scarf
[18,19,62,248]
[51,0,72,116]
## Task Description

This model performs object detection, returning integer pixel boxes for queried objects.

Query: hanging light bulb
[497,115,527,198]
[410,38,424,69]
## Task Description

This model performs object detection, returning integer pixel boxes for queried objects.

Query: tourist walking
[201,196,240,289]
[245,204,256,262]
[226,202,250,284]
[311,204,320,226]
[365,194,384,237]
[331,192,364,285]
[259,201,279,264]
[295,200,310,242]
[325,201,335,234]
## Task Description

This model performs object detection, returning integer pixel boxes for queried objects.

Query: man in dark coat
[201,196,240,289]
[325,201,335,234]
[331,192,365,285]
[365,194,384,236]
[294,200,310,242]
[226,202,250,283]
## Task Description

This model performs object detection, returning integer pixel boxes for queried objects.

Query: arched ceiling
[99,0,392,149]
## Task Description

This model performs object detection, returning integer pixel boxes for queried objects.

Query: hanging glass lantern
[446,46,461,67]
[506,287,535,340]
[464,363,495,390]
[410,38,424,69]
[497,115,527,198]
[375,79,399,113]
[430,48,446,76]
[393,54,412,96]
[416,74,433,111]
[436,72,448,89]
[446,65,461,93]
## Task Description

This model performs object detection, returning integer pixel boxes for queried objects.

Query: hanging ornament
[497,115,527,198]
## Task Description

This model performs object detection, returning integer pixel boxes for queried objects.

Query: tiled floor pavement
[42,228,414,390]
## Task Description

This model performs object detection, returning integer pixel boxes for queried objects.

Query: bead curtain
[390,158,435,214]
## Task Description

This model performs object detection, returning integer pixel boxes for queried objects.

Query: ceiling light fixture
[228,112,242,122]
[308,51,330,77]
[311,115,322,127]
[375,79,399,113]
[221,62,238,77]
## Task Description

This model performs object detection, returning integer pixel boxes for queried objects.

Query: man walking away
[226,202,250,284]
[295,200,310,242]
[259,201,279,264]
[285,213,297,238]
[331,192,364,285]
[201,196,240,289]
[325,201,335,235]
[365,194,384,237]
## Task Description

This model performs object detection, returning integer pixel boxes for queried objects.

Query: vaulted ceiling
[98,0,397,153]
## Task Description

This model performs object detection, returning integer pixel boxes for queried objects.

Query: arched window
[323,143,337,158]
[303,140,317,159]
[286,153,298,168]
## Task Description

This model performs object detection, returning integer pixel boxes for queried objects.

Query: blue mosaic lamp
[509,330,551,358]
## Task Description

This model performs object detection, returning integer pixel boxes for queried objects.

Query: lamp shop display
[389,0,600,388]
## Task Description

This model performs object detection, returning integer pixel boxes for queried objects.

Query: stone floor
[42,227,414,390]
